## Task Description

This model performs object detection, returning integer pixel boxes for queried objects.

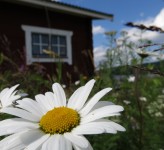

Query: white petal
[41,136,51,150]
[0,84,20,107]
[25,134,50,150]
[17,98,44,117]
[73,136,93,150]
[43,135,72,150]
[42,135,59,150]
[7,84,19,95]
[72,79,95,110]
[73,145,80,150]
[0,88,9,98]
[2,85,19,100]
[67,86,84,108]
[75,122,117,134]
[0,118,39,136]
[96,119,126,132]
[91,101,114,111]
[0,131,25,150]
[60,136,72,150]
[45,92,59,107]
[72,123,104,135]
[50,135,60,150]
[64,133,88,148]
[21,129,46,147]
[73,119,124,135]
[52,83,66,106]
[81,105,124,124]
[80,88,112,117]
[1,107,40,122]
[0,129,45,150]
[35,94,52,113]
[9,90,20,102]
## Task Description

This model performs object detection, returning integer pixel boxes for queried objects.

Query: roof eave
[14,0,113,20]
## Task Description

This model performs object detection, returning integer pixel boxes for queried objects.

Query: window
[22,25,73,65]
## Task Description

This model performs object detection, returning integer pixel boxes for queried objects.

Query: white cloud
[123,8,164,44]
[93,9,164,67]
[92,25,106,35]
[93,46,108,67]
[154,9,164,27]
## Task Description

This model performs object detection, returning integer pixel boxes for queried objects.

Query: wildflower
[94,75,100,80]
[0,84,20,110]
[18,92,28,97]
[128,76,135,82]
[139,97,147,102]
[0,79,125,149]
[154,112,163,117]
[162,89,164,94]
[136,49,159,59]
[43,49,58,58]
[75,80,80,85]
[123,100,131,105]
[83,76,87,80]
[62,84,66,88]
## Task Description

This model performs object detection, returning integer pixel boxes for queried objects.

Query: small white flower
[139,97,147,102]
[162,89,164,94]
[62,84,66,88]
[17,90,28,97]
[123,100,131,105]
[136,49,159,57]
[0,84,21,110]
[75,80,80,85]
[154,112,163,117]
[19,92,28,97]
[128,76,135,82]
[0,79,125,150]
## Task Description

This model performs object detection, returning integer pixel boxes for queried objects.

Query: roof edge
[14,0,113,20]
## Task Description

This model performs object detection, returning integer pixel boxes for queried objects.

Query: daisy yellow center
[39,107,80,134]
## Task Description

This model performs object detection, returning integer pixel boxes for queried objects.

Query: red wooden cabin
[0,0,113,82]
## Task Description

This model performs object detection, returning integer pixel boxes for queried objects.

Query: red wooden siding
[0,2,95,83]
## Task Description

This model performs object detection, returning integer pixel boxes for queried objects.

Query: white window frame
[22,25,73,65]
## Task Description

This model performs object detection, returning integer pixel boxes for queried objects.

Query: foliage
[0,65,52,98]
[91,30,164,150]
[0,31,164,150]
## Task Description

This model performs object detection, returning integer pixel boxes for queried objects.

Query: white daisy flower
[0,84,21,110]
[0,79,125,150]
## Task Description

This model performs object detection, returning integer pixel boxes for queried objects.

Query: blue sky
[57,0,164,65]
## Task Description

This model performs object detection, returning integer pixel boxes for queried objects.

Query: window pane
[51,46,58,56]
[32,45,40,57]
[31,32,68,59]
[41,45,49,52]
[41,34,49,44]
[51,35,58,45]
[59,36,66,45]
[32,33,39,43]
[60,46,67,58]
[39,54,49,58]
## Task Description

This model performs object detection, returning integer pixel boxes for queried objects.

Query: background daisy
[0,84,20,110]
